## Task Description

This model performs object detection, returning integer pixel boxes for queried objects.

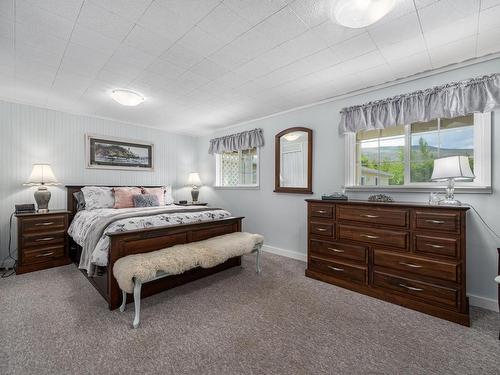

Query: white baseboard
[467,294,499,312]
[262,245,499,312]
[261,244,307,262]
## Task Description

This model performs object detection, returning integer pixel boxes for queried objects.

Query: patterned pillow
[133,194,159,207]
[142,187,166,205]
[113,187,142,209]
[73,191,86,211]
[81,186,115,210]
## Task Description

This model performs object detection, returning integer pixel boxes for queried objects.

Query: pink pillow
[113,187,142,209]
[142,187,166,206]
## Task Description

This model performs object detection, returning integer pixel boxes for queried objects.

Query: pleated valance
[208,128,264,154]
[339,73,500,134]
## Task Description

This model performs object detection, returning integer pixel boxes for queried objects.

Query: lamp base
[191,188,199,203]
[34,186,51,213]
[438,198,462,206]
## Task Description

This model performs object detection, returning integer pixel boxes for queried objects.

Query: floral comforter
[68,205,232,276]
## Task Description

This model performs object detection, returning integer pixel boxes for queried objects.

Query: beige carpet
[0,253,499,375]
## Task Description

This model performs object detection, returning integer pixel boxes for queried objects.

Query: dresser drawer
[310,240,367,263]
[309,222,334,237]
[22,231,65,248]
[337,205,408,228]
[21,215,66,234]
[309,257,367,285]
[373,249,459,282]
[373,271,458,308]
[414,234,458,258]
[338,224,408,249]
[414,211,460,233]
[23,245,65,264]
[310,204,334,219]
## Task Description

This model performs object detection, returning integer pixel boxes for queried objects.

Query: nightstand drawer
[23,245,65,264]
[22,231,65,248]
[21,215,66,233]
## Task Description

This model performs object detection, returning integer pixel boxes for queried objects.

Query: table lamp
[187,172,202,203]
[431,156,474,206]
[23,164,61,212]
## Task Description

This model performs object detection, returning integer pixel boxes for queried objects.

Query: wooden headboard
[66,185,164,223]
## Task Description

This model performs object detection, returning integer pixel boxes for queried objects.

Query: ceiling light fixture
[331,0,395,28]
[110,89,145,106]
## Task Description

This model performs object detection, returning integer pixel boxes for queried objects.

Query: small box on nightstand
[15,210,72,274]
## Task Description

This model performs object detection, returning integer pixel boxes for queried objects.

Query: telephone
[321,193,348,201]
[15,204,36,214]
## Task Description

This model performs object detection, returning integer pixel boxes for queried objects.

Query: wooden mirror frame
[274,127,313,194]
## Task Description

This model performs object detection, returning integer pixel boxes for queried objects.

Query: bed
[66,185,244,310]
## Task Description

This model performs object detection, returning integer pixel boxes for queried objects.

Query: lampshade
[187,172,202,186]
[431,156,475,182]
[24,164,60,186]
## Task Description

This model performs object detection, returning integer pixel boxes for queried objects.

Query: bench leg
[133,280,142,329]
[119,290,127,312]
[256,246,262,274]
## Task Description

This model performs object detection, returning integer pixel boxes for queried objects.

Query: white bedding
[68,205,232,276]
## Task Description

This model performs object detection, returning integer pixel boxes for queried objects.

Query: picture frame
[85,134,154,171]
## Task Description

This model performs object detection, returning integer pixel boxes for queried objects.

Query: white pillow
[81,186,115,210]
[164,185,174,205]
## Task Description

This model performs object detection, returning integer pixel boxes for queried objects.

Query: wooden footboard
[106,217,243,309]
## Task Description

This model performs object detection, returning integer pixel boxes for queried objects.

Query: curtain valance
[339,73,500,134]
[208,128,264,154]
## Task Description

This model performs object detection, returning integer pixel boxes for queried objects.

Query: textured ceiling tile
[428,36,477,68]
[368,12,421,47]
[88,0,152,22]
[124,24,176,56]
[477,26,500,55]
[0,0,14,20]
[481,0,500,9]
[418,0,480,31]
[19,0,83,22]
[16,1,75,40]
[331,32,378,62]
[288,0,331,28]
[160,43,204,70]
[77,1,134,41]
[310,20,365,47]
[224,0,286,26]
[177,26,226,57]
[379,35,427,61]
[189,59,230,81]
[252,6,308,47]
[424,14,478,49]
[479,4,500,33]
[70,23,120,54]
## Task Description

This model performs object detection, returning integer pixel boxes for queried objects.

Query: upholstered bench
[113,232,264,328]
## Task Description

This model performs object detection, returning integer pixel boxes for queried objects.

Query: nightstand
[175,202,208,206]
[16,210,71,274]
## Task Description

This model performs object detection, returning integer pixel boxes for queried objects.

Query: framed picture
[85,134,154,171]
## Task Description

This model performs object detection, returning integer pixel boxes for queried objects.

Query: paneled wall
[0,100,197,265]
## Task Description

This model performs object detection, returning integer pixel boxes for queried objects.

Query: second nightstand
[16,210,71,274]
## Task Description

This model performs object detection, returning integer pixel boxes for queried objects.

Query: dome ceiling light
[331,0,396,28]
[110,89,145,106]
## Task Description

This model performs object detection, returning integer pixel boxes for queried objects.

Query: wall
[0,100,197,266]
[197,58,500,311]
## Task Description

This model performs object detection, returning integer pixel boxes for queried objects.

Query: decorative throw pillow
[133,194,159,208]
[73,191,86,211]
[81,186,115,210]
[142,187,166,205]
[113,187,142,209]
[164,185,174,205]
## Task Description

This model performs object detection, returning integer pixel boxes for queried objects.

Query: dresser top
[305,199,470,211]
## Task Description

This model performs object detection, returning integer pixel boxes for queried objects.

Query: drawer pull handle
[35,222,54,226]
[316,228,327,232]
[426,243,445,248]
[399,283,424,292]
[328,266,344,272]
[35,252,55,257]
[360,234,379,239]
[399,262,422,268]
[361,214,379,218]
[316,210,327,214]
[328,247,344,253]
[425,220,445,224]
[36,237,55,242]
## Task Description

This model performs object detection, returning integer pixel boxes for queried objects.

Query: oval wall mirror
[274,127,313,194]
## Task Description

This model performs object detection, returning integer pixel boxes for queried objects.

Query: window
[215,147,259,187]
[345,113,491,190]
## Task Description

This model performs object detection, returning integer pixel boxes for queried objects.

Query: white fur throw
[113,232,264,293]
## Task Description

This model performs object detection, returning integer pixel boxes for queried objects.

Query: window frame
[344,113,492,193]
[215,147,260,189]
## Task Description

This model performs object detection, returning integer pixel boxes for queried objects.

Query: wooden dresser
[16,210,72,274]
[305,199,470,326]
